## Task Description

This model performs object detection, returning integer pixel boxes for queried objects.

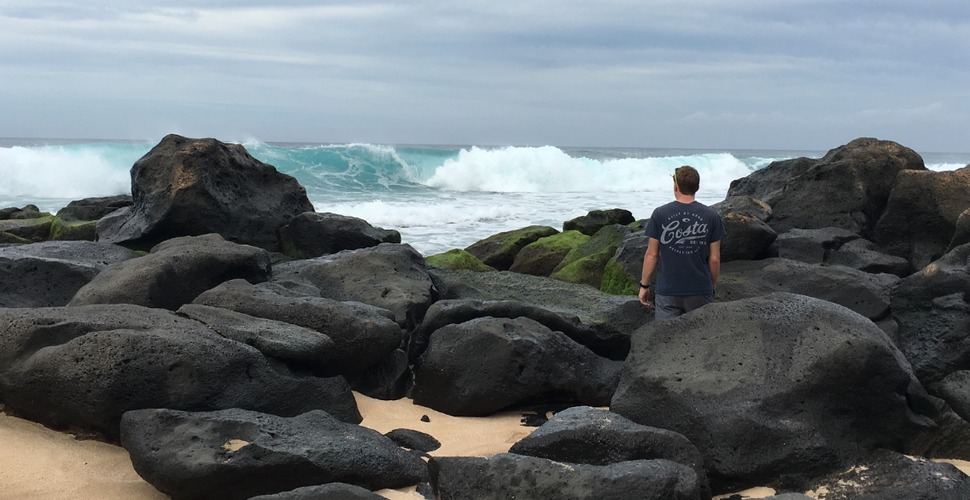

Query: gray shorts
[654,292,715,320]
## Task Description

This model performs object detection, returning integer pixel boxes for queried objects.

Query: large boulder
[429,269,649,353]
[775,227,910,276]
[96,134,313,251]
[176,304,337,371]
[928,371,970,423]
[610,293,938,491]
[278,212,401,259]
[409,299,629,362]
[193,279,402,377]
[273,244,436,331]
[873,166,970,270]
[890,243,970,384]
[509,230,589,277]
[411,316,622,416]
[718,258,898,320]
[69,233,271,310]
[0,240,139,307]
[549,224,632,288]
[429,454,701,500]
[727,138,925,237]
[508,406,709,498]
[465,225,559,271]
[718,212,776,262]
[121,408,426,500]
[0,305,360,440]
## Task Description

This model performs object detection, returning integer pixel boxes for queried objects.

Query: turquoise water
[2,139,967,255]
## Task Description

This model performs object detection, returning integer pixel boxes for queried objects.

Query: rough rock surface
[69,233,271,310]
[718,212,776,262]
[193,279,403,377]
[873,166,970,270]
[429,269,650,348]
[278,212,401,259]
[273,244,435,331]
[0,240,139,307]
[248,483,385,500]
[429,454,701,500]
[121,408,426,500]
[176,304,337,371]
[891,243,970,384]
[718,258,898,320]
[509,406,709,497]
[96,134,313,251]
[610,293,938,491]
[0,305,360,439]
[408,299,629,363]
[727,138,925,236]
[464,225,559,270]
[411,316,622,416]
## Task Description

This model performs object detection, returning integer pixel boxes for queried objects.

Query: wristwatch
[638,282,650,289]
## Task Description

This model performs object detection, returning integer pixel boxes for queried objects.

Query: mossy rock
[0,215,55,242]
[465,225,559,270]
[426,248,494,272]
[0,231,31,244]
[50,218,98,241]
[550,248,615,288]
[600,257,638,295]
[510,230,590,276]
[554,224,633,273]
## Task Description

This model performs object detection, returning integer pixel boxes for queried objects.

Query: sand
[2,395,968,500]
[0,393,535,500]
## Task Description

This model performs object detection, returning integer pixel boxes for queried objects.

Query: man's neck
[674,193,695,204]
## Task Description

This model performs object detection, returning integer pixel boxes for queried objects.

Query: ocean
[2,138,968,256]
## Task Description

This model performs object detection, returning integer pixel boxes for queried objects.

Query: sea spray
[3,139,967,255]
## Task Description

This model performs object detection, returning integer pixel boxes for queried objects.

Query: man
[639,165,725,320]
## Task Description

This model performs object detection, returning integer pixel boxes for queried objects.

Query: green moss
[549,249,614,288]
[0,231,31,244]
[425,248,495,272]
[600,258,638,295]
[50,217,97,241]
[510,230,590,276]
[465,225,559,270]
[0,215,55,242]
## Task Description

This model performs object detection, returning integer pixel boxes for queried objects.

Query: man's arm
[709,240,721,291]
[639,237,660,306]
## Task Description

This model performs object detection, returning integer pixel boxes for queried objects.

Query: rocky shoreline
[2,134,970,499]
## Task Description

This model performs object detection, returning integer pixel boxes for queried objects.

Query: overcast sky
[1,1,968,151]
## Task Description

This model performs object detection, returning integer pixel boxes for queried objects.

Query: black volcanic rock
[69,233,271,310]
[96,134,313,251]
[411,316,622,416]
[0,305,360,440]
[610,293,938,491]
[121,408,426,500]
[0,240,139,307]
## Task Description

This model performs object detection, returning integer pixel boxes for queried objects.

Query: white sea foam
[0,144,140,212]
[423,146,755,194]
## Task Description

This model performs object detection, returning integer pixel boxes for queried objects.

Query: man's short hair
[674,165,700,195]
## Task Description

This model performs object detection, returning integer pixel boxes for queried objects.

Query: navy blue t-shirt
[644,201,726,296]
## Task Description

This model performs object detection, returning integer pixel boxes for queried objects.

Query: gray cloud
[1,0,968,151]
